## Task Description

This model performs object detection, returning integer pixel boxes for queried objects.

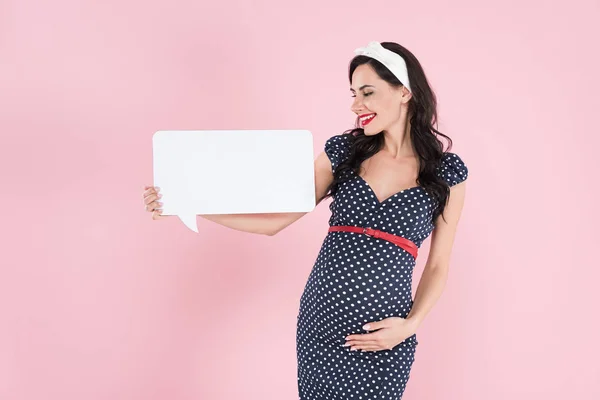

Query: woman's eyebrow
[350,85,375,93]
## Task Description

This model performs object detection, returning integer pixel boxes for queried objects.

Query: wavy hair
[323,41,455,223]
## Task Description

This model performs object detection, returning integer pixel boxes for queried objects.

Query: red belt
[328,226,418,259]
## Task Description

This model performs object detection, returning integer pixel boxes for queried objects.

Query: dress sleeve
[438,152,469,187]
[324,134,352,171]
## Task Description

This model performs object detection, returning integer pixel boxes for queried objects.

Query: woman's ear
[397,85,412,103]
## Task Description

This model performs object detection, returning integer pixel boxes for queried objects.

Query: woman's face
[350,63,411,136]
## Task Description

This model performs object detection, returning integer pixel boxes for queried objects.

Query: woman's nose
[351,99,364,114]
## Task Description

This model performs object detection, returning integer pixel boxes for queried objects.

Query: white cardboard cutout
[152,130,316,232]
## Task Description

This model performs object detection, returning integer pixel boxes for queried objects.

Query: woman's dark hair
[323,41,455,224]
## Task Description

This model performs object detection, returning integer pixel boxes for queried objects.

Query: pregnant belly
[312,265,415,345]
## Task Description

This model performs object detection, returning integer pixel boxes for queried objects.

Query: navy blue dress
[296,133,469,400]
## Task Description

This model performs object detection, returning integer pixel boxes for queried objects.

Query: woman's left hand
[344,317,417,352]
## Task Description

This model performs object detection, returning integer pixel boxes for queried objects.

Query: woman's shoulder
[324,133,354,170]
[437,151,469,187]
[324,132,353,150]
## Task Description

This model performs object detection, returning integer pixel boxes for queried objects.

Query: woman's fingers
[143,186,161,198]
[143,186,168,219]
[145,193,161,205]
[143,186,163,213]
[344,337,383,351]
[359,346,384,352]
[146,200,162,211]
[345,339,378,346]
[350,345,384,352]
[144,191,162,203]
[152,209,166,220]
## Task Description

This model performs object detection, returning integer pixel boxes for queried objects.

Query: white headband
[354,41,411,93]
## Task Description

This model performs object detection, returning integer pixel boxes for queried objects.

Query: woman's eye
[351,92,373,98]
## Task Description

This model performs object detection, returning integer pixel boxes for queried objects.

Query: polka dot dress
[296,133,469,400]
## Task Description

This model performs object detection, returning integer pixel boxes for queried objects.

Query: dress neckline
[356,175,422,205]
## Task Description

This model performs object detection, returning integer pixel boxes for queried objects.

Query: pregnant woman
[143,41,468,400]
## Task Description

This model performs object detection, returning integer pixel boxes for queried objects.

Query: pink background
[1,0,599,399]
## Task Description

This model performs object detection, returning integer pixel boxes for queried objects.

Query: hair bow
[354,41,411,93]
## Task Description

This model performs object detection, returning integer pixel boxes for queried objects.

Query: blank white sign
[152,130,316,232]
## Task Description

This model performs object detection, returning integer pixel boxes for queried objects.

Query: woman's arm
[198,212,306,236]
[198,151,335,236]
[407,181,468,328]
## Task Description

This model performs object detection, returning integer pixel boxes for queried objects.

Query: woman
[143,41,468,399]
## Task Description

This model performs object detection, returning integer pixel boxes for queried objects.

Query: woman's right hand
[143,185,169,220]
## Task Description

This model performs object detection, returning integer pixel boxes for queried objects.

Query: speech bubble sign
[152,130,316,232]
